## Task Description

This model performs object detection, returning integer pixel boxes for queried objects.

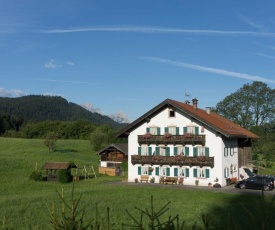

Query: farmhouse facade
[116,98,259,187]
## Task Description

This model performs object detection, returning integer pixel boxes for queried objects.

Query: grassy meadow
[1,137,275,229]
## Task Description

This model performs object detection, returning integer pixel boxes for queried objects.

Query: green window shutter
[138,147,141,156]
[156,147,160,156]
[166,147,170,156]
[138,166,141,175]
[174,168,178,176]
[176,127,179,135]
[183,127,187,134]
[206,169,210,178]
[146,127,150,133]
[193,147,198,157]
[205,147,209,156]
[174,147,178,156]
[149,147,152,156]
[149,168,152,175]
[157,127,161,135]
[186,168,189,177]
[193,168,198,177]
[224,168,226,178]
[165,127,168,133]
[195,127,199,135]
[166,168,170,176]
[155,167,159,176]
[185,147,189,156]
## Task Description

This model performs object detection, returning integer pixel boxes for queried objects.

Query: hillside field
[1,137,275,229]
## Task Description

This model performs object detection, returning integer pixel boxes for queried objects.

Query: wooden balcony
[131,155,214,168]
[138,134,205,146]
[100,156,128,162]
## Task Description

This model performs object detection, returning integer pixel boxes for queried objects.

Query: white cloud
[66,61,75,66]
[141,57,275,84]
[44,59,61,69]
[40,26,275,37]
[0,87,24,97]
[80,103,102,114]
[35,78,92,84]
[109,111,129,123]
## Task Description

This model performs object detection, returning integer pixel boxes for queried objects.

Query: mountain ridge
[0,95,126,129]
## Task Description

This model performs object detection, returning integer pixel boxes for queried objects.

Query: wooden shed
[42,161,77,181]
[97,143,128,176]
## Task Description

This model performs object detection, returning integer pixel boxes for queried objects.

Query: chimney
[192,98,198,110]
[185,100,190,105]
[206,107,211,114]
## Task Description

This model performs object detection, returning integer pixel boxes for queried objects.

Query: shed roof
[42,162,77,170]
[116,98,260,140]
[96,143,128,155]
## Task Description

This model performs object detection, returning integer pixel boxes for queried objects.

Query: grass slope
[1,138,274,229]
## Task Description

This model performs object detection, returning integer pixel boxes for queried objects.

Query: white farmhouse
[116,98,259,187]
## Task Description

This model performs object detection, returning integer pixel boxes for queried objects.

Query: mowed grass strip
[1,137,274,229]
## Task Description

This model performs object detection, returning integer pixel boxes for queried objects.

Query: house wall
[128,107,237,187]
[222,138,239,183]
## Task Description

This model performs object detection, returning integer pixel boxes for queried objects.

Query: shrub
[58,169,72,183]
[29,171,43,181]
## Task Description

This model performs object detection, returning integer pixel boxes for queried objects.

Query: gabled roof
[96,143,128,155]
[42,162,77,170]
[116,98,260,139]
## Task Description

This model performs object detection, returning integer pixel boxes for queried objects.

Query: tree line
[1,81,275,165]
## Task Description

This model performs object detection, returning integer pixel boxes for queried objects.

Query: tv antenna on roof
[185,90,191,101]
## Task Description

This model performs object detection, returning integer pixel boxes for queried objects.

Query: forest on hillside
[0,95,125,127]
[0,95,127,146]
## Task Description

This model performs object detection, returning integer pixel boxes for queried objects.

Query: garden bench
[164,177,178,185]
[140,175,149,183]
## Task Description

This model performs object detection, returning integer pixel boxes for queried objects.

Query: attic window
[169,109,175,117]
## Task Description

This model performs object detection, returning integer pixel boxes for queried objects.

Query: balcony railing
[138,134,205,146]
[100,156,128,162]
[131,155,214,168]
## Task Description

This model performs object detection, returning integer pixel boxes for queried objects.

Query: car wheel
[239,184,245,189]
[263,186,270,191]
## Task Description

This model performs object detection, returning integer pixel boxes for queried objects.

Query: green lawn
[1,137,275,229]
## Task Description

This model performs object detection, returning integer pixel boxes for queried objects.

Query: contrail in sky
[141,57,275,84]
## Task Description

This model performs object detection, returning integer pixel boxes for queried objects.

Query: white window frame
[197,168,206,178]
[159,167,167,176]
[197,147,206,156]
[141,166,149,175]
[176,146,185,155]
[149,127,158,135]
[225,167,229,178]
[233,164,237,172]
[168,126,176,135]
[159,146,166,156]
[141,145,149,156]
[224,147,229,157]
[186,126,195,134]
[179,167,186,177]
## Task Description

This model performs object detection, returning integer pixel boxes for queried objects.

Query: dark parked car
[235,175,274,191]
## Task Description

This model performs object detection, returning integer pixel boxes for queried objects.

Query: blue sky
[1,1,275,123]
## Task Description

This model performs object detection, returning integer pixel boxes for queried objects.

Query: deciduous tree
[215,81,275,129]
[44,131,59,152]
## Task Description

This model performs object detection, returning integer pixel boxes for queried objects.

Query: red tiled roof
[171,100,259,139]
[116,98,260,139]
